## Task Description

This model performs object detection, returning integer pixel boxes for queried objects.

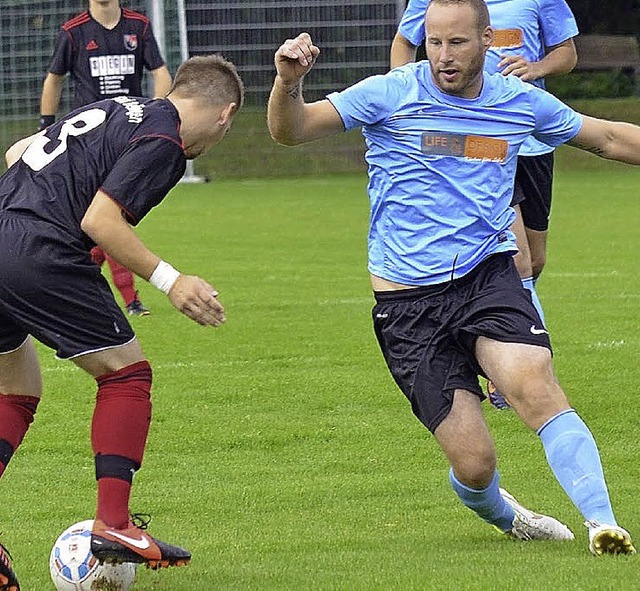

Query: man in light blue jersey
[391,0,578,410]
[267,0,640,555]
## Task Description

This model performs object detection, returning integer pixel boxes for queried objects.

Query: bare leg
[525,227,548,280]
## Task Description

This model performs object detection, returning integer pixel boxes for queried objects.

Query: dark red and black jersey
[0,97,186,247]
[48,8,165,108]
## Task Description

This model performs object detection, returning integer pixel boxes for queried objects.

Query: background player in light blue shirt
[391,0,578,408]
[267,0,640,555]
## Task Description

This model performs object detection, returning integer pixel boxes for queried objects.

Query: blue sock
[538,409,616,525]
[522,276,546,326]
[449,469,514,532]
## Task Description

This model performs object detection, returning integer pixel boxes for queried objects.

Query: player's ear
[218,102,237,126]
[483,26,494,53]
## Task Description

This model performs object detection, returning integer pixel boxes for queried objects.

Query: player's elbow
[80,215,99,242]
[269,130,303,146]
[564,51,578,74]
[267,121,304,146]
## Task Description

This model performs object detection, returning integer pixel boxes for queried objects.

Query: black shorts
[0,213,135,359]
[510,152,554,232]
[372,253,550,433]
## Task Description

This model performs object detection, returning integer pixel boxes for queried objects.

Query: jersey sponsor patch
[421,133,508,162]
[491,29,523,49]
[89,55,135,77]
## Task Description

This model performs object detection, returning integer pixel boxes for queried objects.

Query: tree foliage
[568,0,640,37]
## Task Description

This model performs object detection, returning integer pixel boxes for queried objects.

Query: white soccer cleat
[585,521,636,556]
[500,488,575,541]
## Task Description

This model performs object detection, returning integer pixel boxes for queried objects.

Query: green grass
[3,164,640,590]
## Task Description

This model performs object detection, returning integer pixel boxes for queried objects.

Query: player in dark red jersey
[0,54,243,590]
[39,0,174,317]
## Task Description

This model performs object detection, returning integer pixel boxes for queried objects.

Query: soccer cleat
[585,521,636,556]
[91,516,191,569]
[486,381,511,410]
[126,295,150,317]
[501,488,574,541]
[0,542,19,591]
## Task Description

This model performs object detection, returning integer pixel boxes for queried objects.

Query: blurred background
[1,0,638,180]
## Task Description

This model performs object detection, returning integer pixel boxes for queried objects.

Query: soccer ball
[50,520,136,591]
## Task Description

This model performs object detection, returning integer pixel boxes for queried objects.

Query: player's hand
[498,55,542,82]
[274,32,320,85]
[167,275,226,327]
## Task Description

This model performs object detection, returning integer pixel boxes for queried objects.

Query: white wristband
[149,260,180,294]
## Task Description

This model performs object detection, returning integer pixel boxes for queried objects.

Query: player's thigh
[524,227,548,279]
[0,336,43,397]
[72,338,146,378]
[510,204,533,278]
[475,337,569,429]
[0,218,136,363]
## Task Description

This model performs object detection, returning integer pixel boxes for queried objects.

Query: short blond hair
[169,54,244,108]
[428,0,490,33]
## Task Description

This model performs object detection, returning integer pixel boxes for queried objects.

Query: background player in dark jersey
[38,0,174,317]
[0,54,243,590]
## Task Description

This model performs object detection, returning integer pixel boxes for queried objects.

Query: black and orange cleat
[91,515,191,570]
[0,542,19,591]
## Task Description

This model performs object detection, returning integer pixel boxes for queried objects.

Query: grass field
[3,157,640,590]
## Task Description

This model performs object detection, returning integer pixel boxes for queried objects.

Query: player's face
[90,0,119,6]
[425,3,492,98]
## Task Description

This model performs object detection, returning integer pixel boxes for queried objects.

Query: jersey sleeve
[47,28,73,75]
[538,0,579,47]
[529,85,582,147]
[99,136,186,224]
[397,0,428,46]
[142,23,166,71]
[327,71,409,131]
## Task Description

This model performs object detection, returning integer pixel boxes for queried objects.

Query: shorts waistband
[373,253,511,303]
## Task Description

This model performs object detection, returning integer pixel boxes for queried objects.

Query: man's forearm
[267,75,306,145]
[151,66,173,98]
[40,74,64,116]
[536,42,577,79]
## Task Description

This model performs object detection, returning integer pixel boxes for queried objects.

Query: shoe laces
[130,512,152,530]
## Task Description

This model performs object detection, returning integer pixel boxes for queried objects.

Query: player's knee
[451,450,497,490]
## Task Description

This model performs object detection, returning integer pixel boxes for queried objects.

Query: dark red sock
[0,393,39,476]
[106,256,137,306]
[92,361,152,528]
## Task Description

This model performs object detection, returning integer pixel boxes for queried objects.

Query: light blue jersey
[327,64,582,285]
[397,0,579,155]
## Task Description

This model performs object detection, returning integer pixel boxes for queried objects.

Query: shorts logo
[530,324,548,335]
[124,34,138,51]
[422,133,508,163]
[491,29,523,49]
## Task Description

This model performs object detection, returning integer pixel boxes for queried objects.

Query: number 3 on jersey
[23,109,107,172]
